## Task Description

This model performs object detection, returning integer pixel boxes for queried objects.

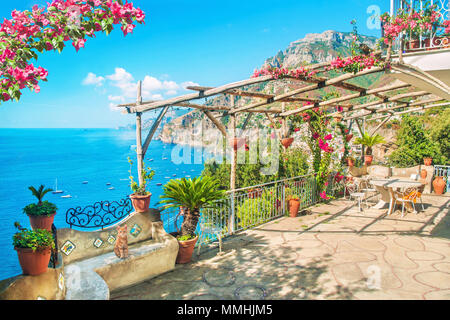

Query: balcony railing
[160,173,343,246]
[388,0,449,52]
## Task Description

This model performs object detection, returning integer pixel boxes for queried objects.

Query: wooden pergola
[118,53,450,191]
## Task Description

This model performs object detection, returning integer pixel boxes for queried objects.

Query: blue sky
[0,0,389,128]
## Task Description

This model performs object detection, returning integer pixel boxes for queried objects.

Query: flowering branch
[0,0,146,103]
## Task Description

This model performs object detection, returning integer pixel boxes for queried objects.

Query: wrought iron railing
[65,197,133,230]
[160,173,342,246]
[388,0,449,52]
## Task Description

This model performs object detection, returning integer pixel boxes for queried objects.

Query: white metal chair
[393,185,425,217]
[360,179,379,203]
[347,181,368,212]
[196,221,224,257]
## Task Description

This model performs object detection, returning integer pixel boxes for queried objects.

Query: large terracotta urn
[433,176,446,195]
[423,157,433,166]
[288,199,301,217]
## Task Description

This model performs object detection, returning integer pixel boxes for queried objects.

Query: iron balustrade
[159,173,343,247]
[65,197,134,230]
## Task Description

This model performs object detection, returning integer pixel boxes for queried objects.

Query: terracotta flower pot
[176,236,198,264]
[230,138,245,151]
[130,193,151,213]
[28,213,56,231]
[345,134,353,142]
[420,169,428,179]
[364,155,374,166]
[347,158,355,167]
[288,199,300,217]
[281,137,294,149]
[15,247,52,276]
[433,176,446,195]
[423,157,432,166]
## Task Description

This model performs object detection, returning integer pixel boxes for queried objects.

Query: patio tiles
[111,195,450,300]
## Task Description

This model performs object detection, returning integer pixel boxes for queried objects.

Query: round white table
[370,178,424,215]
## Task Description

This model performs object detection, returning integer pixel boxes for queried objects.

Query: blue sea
[0,128,205,280]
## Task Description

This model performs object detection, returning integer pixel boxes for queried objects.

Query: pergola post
[229,96,237,235]
[135,81,145,187]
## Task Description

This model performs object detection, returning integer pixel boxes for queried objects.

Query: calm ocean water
[0,128,205,280]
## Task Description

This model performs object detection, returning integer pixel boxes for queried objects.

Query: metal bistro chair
[394,185,425,218]
[197,219,224,257]
[360,178,379,204]
[347,181,369,212]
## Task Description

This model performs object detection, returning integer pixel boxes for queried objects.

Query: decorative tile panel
[61,240,76,256]
[107,235,116,245]
[93,238,103,248]
[130,224,142,238]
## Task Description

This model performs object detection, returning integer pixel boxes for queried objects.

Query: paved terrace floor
[111,194,450,300]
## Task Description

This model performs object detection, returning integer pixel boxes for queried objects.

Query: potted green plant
[159,176,226,264]
[23,185,57,231]
[285,188,301,217]
[13,222,55,276]
[354,132,385,166]
[347,156,356,167]
[128,157,155,213]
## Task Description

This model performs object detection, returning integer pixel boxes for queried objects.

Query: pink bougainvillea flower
[324,134,333,141]
[312,132,320,140]
[320,192,330,200]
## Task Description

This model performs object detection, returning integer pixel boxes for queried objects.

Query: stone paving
[111,194,450,300]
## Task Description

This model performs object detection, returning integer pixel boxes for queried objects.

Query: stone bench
[59,209,178,300]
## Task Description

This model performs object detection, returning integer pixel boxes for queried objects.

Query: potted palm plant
[23,185,57,231]
[354,132,385,166]
[128,157,155,213]
[13,222,55,276]
[159,176,226,264]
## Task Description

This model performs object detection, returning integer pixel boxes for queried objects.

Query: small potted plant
[128,157,155,213]
[13,222,55,276]
[354,132,385,166]
[23,185,57,231]
[285,188,301,218]
[423,157,433,166]
[159,176,226,264]
[347,156,356,167]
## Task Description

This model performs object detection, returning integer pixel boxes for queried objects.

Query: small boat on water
[149,159,154,162]
[106,183,111,186]
[173,174,177,177]
[82,181,88,184]
[156,183,162,186]
[162,157,168,160]
[61,195,72,199]
[165,176,171,179]
[108,187,115,190]
[52,179,64,194]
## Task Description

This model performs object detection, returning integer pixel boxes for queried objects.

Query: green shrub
[23,201,57,217]
[13,223,55,251]
[236,190,280,229]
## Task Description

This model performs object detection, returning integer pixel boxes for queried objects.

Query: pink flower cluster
[1,0,146,102]
[326,53,380,71]
[381,7,442,44]
[252,65,317,80]
[320,192,330,200]
[444,20,450,34]
[252,52,383,80]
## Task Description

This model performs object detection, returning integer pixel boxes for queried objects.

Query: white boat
[61,195,72,199]
[162,157,168,160]
[165,176,171,179]
[52,179,64,194]
[108,187,115,190]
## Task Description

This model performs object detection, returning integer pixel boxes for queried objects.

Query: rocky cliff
[155,30,380,146]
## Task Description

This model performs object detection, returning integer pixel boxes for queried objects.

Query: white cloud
[82,72,105,87]
[181,81,199,90]
[85,68,197,111]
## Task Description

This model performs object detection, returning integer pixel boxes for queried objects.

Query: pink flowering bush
[0,0,145,102]
[380,4,443,45]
